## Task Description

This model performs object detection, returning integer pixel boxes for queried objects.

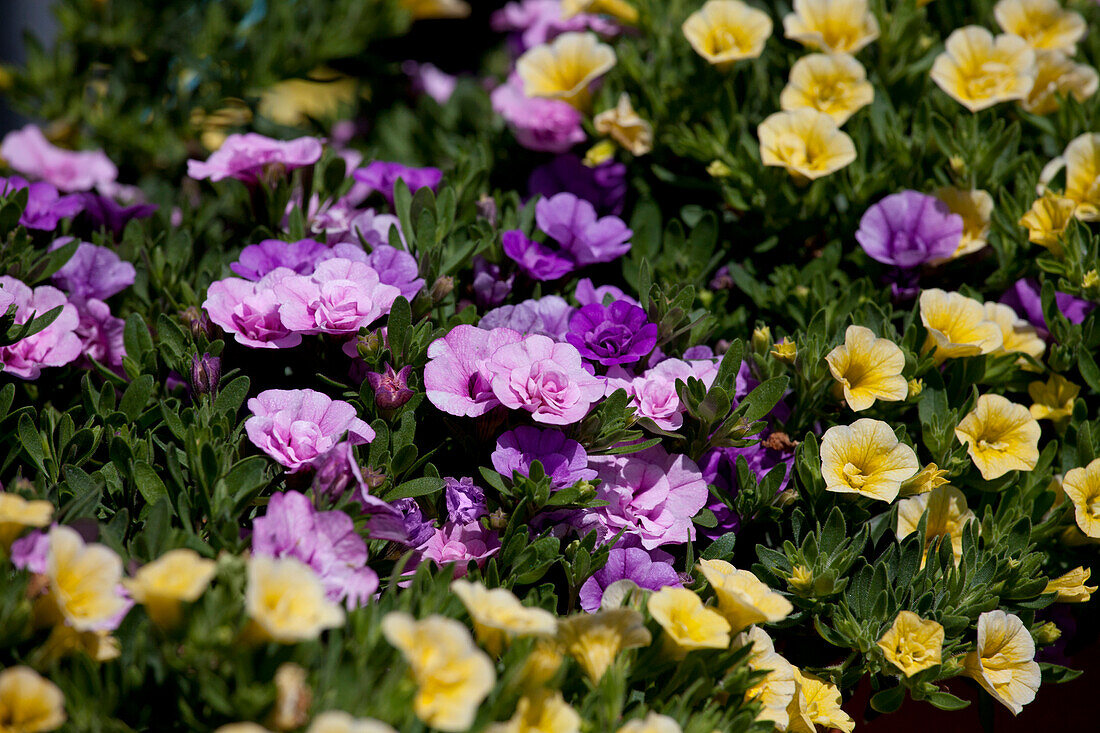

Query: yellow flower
[451,579,557,656]
[896,485,976,566]
[732,627,797,729]
[1028,373,1079,426]
[787,564,814,594]
[0,492,52,549]
[770,337,798,363]
[556,608,650,682]
[955,394,1041,480]
[964,610,1040,715]
[594,94,654,156]
[399,0,470,20]
[757,109,856,181]
[519,639,564,689]
[124,548,217,629]
[245,555,344,644]
[646,587,731,657]
[1062,132,1100,220]
[682,0,773,69]
[824,325,907,412]
[786,669,855,733]
[486,690,580,733]
[899,463,950,497]
[258,70,358,127]
[1063,457,1100,538]
[993,0,1085,54]
[516,32,616,109]
[1045,567,1097,603]
[930,26,1036,113]
[1019,192,1077,254]
[616,712,683,733]
[39,526,129,632]
[697,559,793,633]
[983,302,1046,365]
[307,711,397,733]
[1020,50,1098,115]
[919,289,1003,361]
[780,53,873,125]
[190,100,252,151]
[820,419,919,503]
[584,139,617,167]
[932,187,994,260]
[563,0,638,24]
[0,666,66,732]
[877,611,944,677]
[782,0,880,55]
[381,612,496,732]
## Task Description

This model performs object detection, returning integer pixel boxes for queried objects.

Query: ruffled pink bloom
[186,133,323,183]
[0,276,82,380]
[245,388,375,472]
[419,521,500,577]
[74,298,126,369]
[483,334,605,425]
[582,446,709,549]
[1,125,117,192]
[275,258,400,335]
[317,243,423,301]
[491,76,586,153]
[203,274,302,349]
[424,325,524,417]
[606,358,719,430]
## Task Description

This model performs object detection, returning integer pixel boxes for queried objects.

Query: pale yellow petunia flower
[786,668,855,733]
[594,94,654,156]
[616,712,683,733]
[124,548,217,629]
[1019,191,1077,254]
[647,587,731,658]
[964,610,1040,715]
[1044,566,1097,603]
[563,0,638,24]
[307,710,398,733]
[682,1,773,69]
[1020,50,1098,116]
[732,626,797,729]
[516,32,616,109]
[698,559,793,633]
[825,325,907,412]
[783,0,880,55]
[930,26,1036,113]
[896,485,975,567]
[245,555,344,644]
[0,666,66,732]
[1028,373,1079,426]
[556,608,651,682]
[1063,457,1100,538]
[258,71,358,128]
[0,492,52,549]
[757,108,856,181]
[955,394,1041,480]
[820,418,919,503]
[1061,132,1100,220]
[40,525,130,633]
[932,187,994,260]
[452,579,557,656]
[780,53,873,125]
[993,0,1086,55]
[919,289,1003,362]
[983,301,1046,365]
[485,690,580,733]
[877,611,944,677]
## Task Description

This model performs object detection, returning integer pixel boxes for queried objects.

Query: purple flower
[1000,278,1095,339]
[491,77,586,153]
[472,256,514,307]
[605,357,721,431]
[502,229,576,280]
[483,334,606,425]
[275,258,401,336]
[74,298,126,369]
[366,364,415,409]
[0,176,83,230]
[575,278,639,307]
[855,190,963,268]
[362,496,436,547]
[699,436,795,538]
[567,301,657,366]
[579,446,710,549]
[245,388,375,472]
[190,353,221,396]
[536,193,632,266]
[362,245,424,300]
[74,192,157,235]
[352,162,442,207]
[49,239,136,301]
[424,325,524,417]
[529,155,627,216]
[420,521,500,577]
[252,491,379,608]
[491,426,596,489]
[578,547,682,613]
[491,0,619,52]
[403,61,458,104]
[1,125,117,192]
[444,477,487,523]
[0,276,82,380]
[480,296,574,340]
[203,273,302,349]
[187,133,323,183]
[10,530,49,573]
[343,210,406,248]
[231,239,329,280]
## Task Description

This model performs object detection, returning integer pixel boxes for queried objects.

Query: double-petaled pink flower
[244,389,375,472]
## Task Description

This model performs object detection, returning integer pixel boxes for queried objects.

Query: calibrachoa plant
[2,0,1100,731]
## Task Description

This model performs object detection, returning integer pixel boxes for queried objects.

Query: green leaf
[17,413,46,474]
[1078,348,1100,392]
[1040,662,1084,684]
[385,476,444,501]
[735,376,789,425]
[870,686,906,714]
[925,691,970,711]
[133,461,169,505]
[119,375,155,421]
[701,532,736,560]
[213,376,250,415]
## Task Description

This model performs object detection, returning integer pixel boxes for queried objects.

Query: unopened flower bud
[771,338,797,364]
[584,139,616,167]
[361,466,387,491]
[190,353,221,396]
[270,663,311,731]
[788,564,813,594]
[751,325,772,354]
[476,194,498,226]
[775,488,799,507]
[1083,269,1099,291]
[907,378,924,400]
[709,265,733,291]
[1034,621,1062,646]
[180,306,214,340]
[366,364,415,410]
[356,330,385,361]
[430,276,454,303]
[707,160,733,178]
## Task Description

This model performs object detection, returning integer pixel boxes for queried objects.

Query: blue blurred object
[0,0,56,132]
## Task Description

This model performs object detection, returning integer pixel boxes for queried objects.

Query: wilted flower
[451,579,557,656]
[782,0,880,54]
[877,611,944,677]
[820,418,919,503]
[124,548,217,628]
[1021,50,1098,115]
[757,109,856,181]
[485,690,580,733]
[896,485,975,566]
[899,463,949,497]
[245,555,345,643]
[931,27,1036,113]
[0,666,67,732]
[825,325,908,411]
[616,712,683,733]
[964,610,1040,715]
[932,187,994,260]
[1063,457,1100,538]
[698,559,793,633]
[786,669,855,733]
[920,289,1003,361]
[556,608,651,682]
[0,492,52,550]
[1,124,117,192]
[245,389,375,472]
[1028,374,1079,426]
[780,53,873,125]
[516,32,616,109]
[647,587,731,657]
[1045,567,1097,603]
[732,627,797,729]
[955,394,1041,480]
[855,191,962,267]
[187,133,323,184]
[1019,192,1076,254]
[993,0,1085,54]
[682,0,772,69]
[483,335,605,425]
[594,94,653,156]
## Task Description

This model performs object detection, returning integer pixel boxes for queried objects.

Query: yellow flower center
[774,132,810,169]
[964,62,1014,100]
[843,462,867,488]
[1087,496,1100,519]
[977,437,1008,452]
[705,26,749,56]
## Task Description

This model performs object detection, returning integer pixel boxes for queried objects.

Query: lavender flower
[502,229,576,281]
[574,278,639,307]
[472,256,514,307]
[274,258,401,336]
[424,325,524,417]
[528,155,627,215]
[230,239,329,280]
[480,296,574,340]
[75,188,157,234]
[244,389,375,472]
[420,521,500,577]
[73,298,126,370]
[1,125,117,192]
[187,133,323,184]
[0,176,83,230]
[1000,278,1095,339]
[855,190,963,268]
[0,276,82,380]
[566,301,657,366]
[535,192,632,266]
[444,477,487,523]
[491,0,619,52]
[352,162,442,207]
[578,546,682,613]
[203,274,302,350]
[491,426,596,489]
[49,239,136,301]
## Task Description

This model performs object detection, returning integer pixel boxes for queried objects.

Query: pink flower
[186,133,323,184]
[0,276,82,380]
[1,125,117,192]
[74,298,126,369]
[419,521,500,577]
[245,388,375,472]
[582,446,709,549]
[275,258,400,335]
[607,358,720,430]
[491,76,586,153]
[424,325,524,417]
[203,274,302,349]
[483,334,605,425]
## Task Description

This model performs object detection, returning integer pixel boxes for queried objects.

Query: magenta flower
[424,325,524,417]
[49,239,136,301]
[483,334,605,425]
[855,190,963,268]
[606,357,720,431]
[501,230,576,281]
[578,546,682,613]
[1,125,117,192]
[444,477,487,523]
[203,275,302,349]
[0,276,82,380]
[491,426,596,489]
[575,278,639,307]
[352,162,442,207]
[74,299,126,370]
[420,521,500,577]
[186,133,323,184]
[581,446,709,549]
[244,388,375,472]
[535,192,632,266]
[566,301,657,366]
[0,176,84,230]
[480,295,574,340]
[275,258,400,336]
[491,77,586,153]
[252,491,379,608]
[230,239,329,280]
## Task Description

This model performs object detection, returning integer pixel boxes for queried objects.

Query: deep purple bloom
[75,192,157,234]
[1000,278,1095,339]
[362,496,437,547]
[578,547,682,613]
[424,325,524,417]
[190,353,221,396]
[480,296,574,340]
[491,76,586,153]
[231,239,329,280]
[699,435,796,538]
[575,278,639,307]
[491,426,596,489]
[1,125,117,192]
[472,256,514,307]
[363,245,424,300]
[444,477,487,523]
[0,176,83,230]
[352,162,442,207]
[245,388,375,472]
[529,155,627,215]
[855,191,963,268]
[0,276,82,380]
[535,192,632,266]
[567,301,657,366]
[502,229,576,281]
[49,239,136,301]
[187,133,323,184]
[366,364,415,409]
